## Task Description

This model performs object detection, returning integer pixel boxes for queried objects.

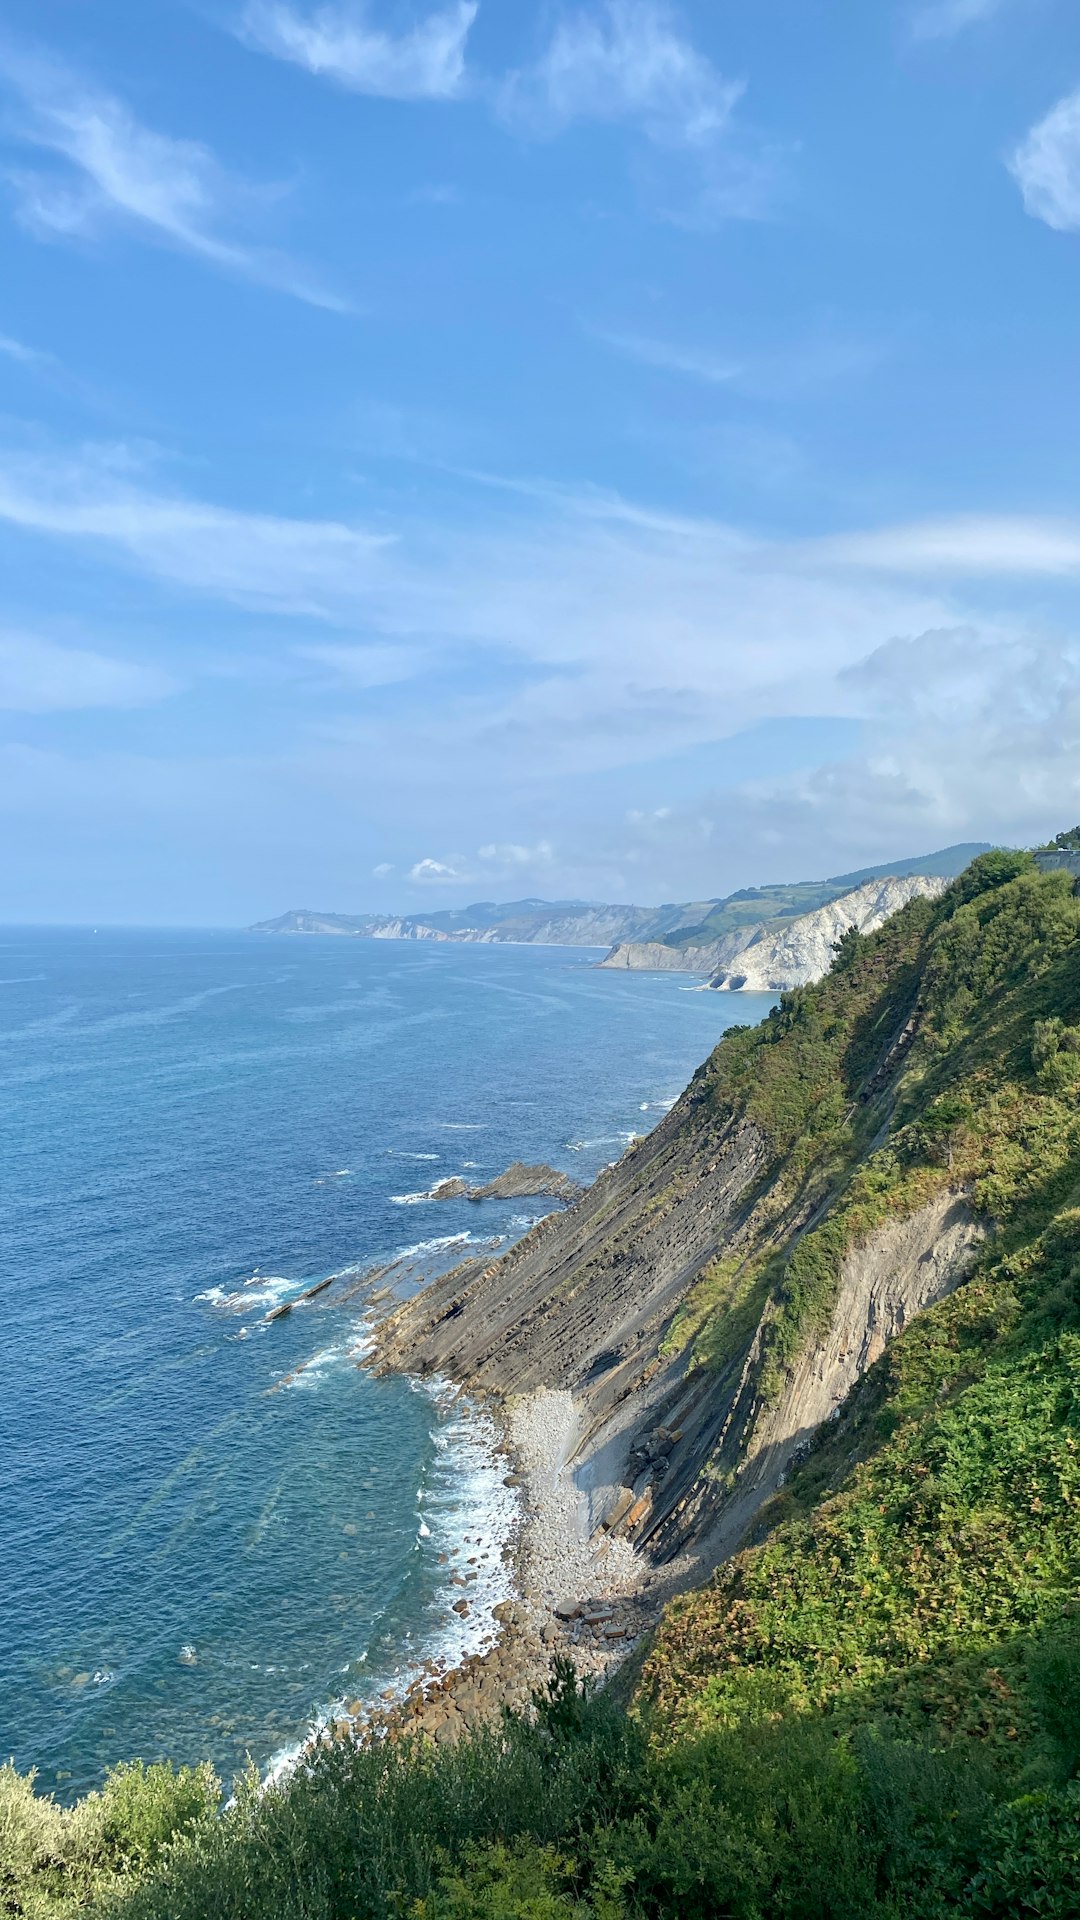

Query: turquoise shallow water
[0,927,775,1797]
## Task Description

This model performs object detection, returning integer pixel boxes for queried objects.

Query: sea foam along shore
[265,1379,520,1783]
[301,1380,670,1757]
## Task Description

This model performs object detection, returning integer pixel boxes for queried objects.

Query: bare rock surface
[709,875,947,993]
[598,929,761,975]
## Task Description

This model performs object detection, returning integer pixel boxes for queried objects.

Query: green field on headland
[6,845,1080,1918]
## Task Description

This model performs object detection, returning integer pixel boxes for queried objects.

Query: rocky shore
[317,1384,669,1752]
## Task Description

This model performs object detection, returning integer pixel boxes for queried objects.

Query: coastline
[311,1378,670,1755]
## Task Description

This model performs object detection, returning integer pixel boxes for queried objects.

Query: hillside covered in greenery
[5,848,1080,1918]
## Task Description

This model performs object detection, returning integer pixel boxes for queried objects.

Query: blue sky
[2,0,1080,923]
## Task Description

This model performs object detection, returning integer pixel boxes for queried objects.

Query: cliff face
[375,855,1079,1585]
[598,929,761,974]
[708,874,947,992]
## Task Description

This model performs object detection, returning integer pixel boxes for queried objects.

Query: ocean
[0,927,775,1798]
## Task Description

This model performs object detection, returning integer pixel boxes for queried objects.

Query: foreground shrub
[0,1758,218,1917]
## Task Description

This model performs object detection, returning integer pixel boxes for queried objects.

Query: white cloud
[238,1,478,100]
[0,629,178,712]
[909,0,1010,40]
[0,443,391,613]
[807,514,1080,576]
[502,0,740,147]
[573,626,1080,901]
[409,856,462,881]
[498,4,785,225]
[372,861,394,877]
[0,48,344,307]
[1010,88,1080,234]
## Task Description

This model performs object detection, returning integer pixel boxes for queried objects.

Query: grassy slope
[6,854,1080,1919]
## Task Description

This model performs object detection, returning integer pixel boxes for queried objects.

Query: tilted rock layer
[373,869,1033,1579]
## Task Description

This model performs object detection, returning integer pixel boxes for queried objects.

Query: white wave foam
[200,1276,296,1312]
[390,1190,433,1206]
[566,1130,637,1153]
[274,1329,373,1392]
[387,1152,439,1161]
[265,1387,517,1787]
[393,1232,474,1261]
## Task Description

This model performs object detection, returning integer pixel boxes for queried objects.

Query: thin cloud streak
[238,0,478,99]
[0,46,346,308]
[0,444,392,613]
[0,332,55,368]
[808,514,1080,575]
[588,326,741,384]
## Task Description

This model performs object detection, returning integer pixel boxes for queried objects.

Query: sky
[2,0,1080,924]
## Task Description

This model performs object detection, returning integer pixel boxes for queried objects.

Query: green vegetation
[6,848,1080,1917]
[0,1760,218,1917]
[1039,825,1080,853]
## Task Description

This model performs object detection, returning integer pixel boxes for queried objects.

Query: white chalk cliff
[708,875,948,993]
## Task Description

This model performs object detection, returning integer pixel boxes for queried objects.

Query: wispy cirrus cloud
[0,46,345,307]
[0,442,391,613]
[1010,87,1080,233]
[0,629,178,712]
[587,326,740,385]
[0,331,55,369]
[238,0,478,100]
[500,0,740,147]
[4,434,1079,909]
[589,319,887,397]
[499,0,780,223]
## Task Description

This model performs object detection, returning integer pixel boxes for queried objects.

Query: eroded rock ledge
[427,1162,585,1205]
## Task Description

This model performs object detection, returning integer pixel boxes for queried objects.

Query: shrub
[964,1782,1080,1917]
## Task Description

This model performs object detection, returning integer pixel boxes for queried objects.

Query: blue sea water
[0,927,775,1798]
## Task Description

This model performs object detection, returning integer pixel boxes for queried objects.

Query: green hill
[6,844,1080,1919]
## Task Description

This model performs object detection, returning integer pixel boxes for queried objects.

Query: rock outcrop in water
[429,1163,585,1205]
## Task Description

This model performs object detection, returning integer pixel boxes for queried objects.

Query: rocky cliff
[707,873,947,992]
[598,929,761,975]
[372,858,1061,1580]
